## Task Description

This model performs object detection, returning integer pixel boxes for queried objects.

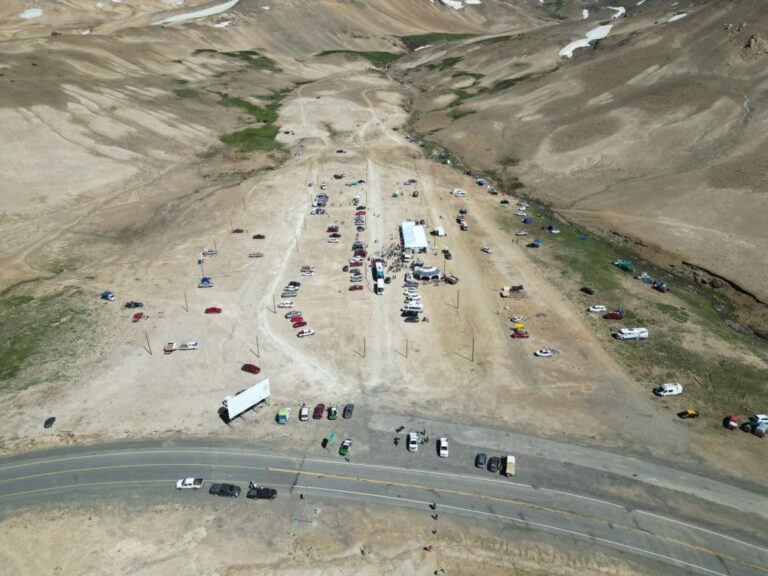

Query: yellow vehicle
[512,322,525,330]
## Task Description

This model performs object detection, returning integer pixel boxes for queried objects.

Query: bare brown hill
[401,0,768,327]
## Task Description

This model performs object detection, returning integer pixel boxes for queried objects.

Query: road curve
[0,443,766,576]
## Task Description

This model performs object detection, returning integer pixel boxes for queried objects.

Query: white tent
[401,221,428,252]
[225,379,271,420]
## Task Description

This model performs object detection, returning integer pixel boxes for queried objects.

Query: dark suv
[475,453,487,469]
[209,483,241,498]
[247,483,277,500]
[487,457,501,473]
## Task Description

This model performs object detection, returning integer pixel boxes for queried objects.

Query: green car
[328,404,338,420]
[339,439,352,456]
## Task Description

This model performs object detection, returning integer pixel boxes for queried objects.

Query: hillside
[400,0,768,330]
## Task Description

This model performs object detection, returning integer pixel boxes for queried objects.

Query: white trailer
[502,455,516,476]
[225,379,271,421]
[375,278,385,295]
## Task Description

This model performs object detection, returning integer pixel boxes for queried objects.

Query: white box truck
[502,455,516,476]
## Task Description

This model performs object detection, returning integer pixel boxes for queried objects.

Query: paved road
[0,442,766,576]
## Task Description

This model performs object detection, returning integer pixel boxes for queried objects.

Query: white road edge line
[635,509,768,553]
[294,485,728,576]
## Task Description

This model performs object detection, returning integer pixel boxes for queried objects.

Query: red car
[603,311,624,320]
[241,363,261,375]
[511,330,529,339]
[293,321,307,329]
[205,307,222,314]
[327,225,339,233]
[354,249,367,257]
[232,228,244,233]
[349,261,363,267]
[349,285,364,291]
[355,210,366,216]
[313,403,325,419]
[132,312,143,323]
[289,316,304,324]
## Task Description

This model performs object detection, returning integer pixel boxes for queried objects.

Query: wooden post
[256,337,260,358]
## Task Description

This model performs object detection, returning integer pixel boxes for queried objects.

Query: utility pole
[295,234,299,253]
[471,336,475,363]
[363,337,366,359]
[184,290,188,312]
[255,337,260,358]
[144,331,152,355]
[272,294,276,313]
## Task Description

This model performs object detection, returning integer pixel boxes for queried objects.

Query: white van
[375,279,384,295]
[401,303,424,313]
[452,188,467,197]
[615,328,649,340]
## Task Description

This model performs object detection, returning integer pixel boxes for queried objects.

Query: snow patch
[441,0,464,9]
[609,6,625,19]
[414,44,433,51]
[465,0,482,4]
[20,8,43,19]
[213,20,231,27]
[559,24,613,59]
[582,9,589,20]
[153,0,240,25]
[636,0,646,5]
[668,13,687,23]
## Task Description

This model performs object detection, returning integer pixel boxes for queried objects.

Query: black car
[404,316,419,323]
[125,301,143,309]
[580,286,596,295]
[343,403,354,419]
[253,234,266,239]
[475,453,487,469]
[487,457,501,473]
[209,483,241,498]
[444,251,453,261]
[247,483,277,500]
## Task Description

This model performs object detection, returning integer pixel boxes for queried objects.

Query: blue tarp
[522,217,534,224]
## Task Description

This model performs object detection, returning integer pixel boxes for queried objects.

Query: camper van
[615,328,649,341]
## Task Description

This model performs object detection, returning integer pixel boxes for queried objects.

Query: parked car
[281,292,297,298]
[232,228,244,234]
[209,483,240,497]
[176,477,204,490]
[328,237,339,243]
[581,286,596,296]
[247,483,277,500]
[481,246,493,254]
[289,316,305,324]
[293,321,308,329]
[404,316,420,323]
[163,342,177,354]
[515,230,528,237]
[132,312,144,323]
[343,403,354,419]
[487,456,501,473]
[750,414,768,424]
[125,301,143,309]
[202,249,217,257]
[253,234,266,239]
[475,453,487,469]
[339,439,352,456]
[297,328,315,338]
[277,301,293,309]
[313,403,325,419]
[407,432,420,452]
[678,409,699,419]
[534,348,553,358]
[510,315,524,323]
[349,285,364,291]
[603,309,625,320]
[205,306,222,314]
[285,311,303,319]
[179,341,199,351]
[588,305,607,313]
[654,383,683,397]
[241,363,261,375]
[444,250,453,261]
[511,330,529,339]
[328,404,338,420]
[299,404,309,421]
[438,437,449,458]
[248,252,264,258]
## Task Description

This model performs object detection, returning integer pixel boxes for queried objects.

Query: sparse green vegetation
[448,108,476,120]
[192,48,281,71]
[500,156,521,167]
[174,88,198,99]
[451,71,484,80]
[218,92,283,123]
[426,56,463,71]
[401,33,477,50]
[0,289,89,386]
[316,50,401,67]
[220,125,280,152]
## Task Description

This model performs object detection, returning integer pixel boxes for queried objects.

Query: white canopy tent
[401,221,428,253]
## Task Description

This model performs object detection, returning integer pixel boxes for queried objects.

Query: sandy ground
[0,498,668,576]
